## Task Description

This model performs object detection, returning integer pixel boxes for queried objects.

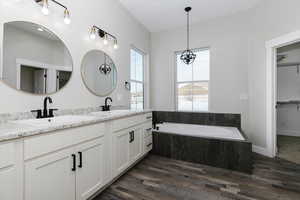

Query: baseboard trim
[277,130,300,137]
[252,145,273,157]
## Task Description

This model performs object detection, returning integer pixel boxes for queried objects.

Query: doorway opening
[276,42,300,164]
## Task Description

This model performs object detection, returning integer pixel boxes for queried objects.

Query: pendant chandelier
[99,54,112,75]
[180,7,196,65]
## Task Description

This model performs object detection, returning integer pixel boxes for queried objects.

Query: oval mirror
[1,21,73,95]
[81,50,117,96]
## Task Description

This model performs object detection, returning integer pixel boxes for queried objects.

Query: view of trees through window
[130,48,144,110]
[176,49,210,111]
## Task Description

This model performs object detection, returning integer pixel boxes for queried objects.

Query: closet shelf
[277,62,300,67]
[277,100,300,105]
[277,100,300,111]
[277,62,300,74]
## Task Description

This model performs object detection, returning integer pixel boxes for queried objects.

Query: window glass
[130,48,144,110]
[176,49,210,112]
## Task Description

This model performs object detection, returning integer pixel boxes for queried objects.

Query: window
[176,48,210,112]
[130,48,144,110]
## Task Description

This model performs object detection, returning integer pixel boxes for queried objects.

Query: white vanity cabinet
[0,141,23,200]
[0,111,153,200]
[76,137,105,200]
[111,113,152,178]
[24,123,106,200]
[112,125,143,177]
[112,128,131,176]
[129,126,143,164]
[24,146,76,200]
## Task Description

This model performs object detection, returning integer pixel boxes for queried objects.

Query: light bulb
[90,27,96,40]
[41,0,49,15]
[64,9,71,24]
[113,40,118,49]
[103,34,108,45]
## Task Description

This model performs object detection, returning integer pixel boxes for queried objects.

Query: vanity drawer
[145,113,152,121]
[0,142,15,169]
[113,115,144,132]
[24,123,105,160]
[144,122,152,138]
[144,136,153,153]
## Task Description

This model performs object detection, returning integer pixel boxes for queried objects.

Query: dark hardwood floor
[94,153,300,200]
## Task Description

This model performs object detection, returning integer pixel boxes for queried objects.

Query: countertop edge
[0,110,152,143]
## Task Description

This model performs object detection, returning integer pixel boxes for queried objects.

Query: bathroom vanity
[0,110,152,200]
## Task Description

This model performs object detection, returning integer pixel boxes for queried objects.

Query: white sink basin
[90,110,133,117]
[12,115,96,128]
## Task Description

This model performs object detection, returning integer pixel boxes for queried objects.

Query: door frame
[266,30,300,157]
[16,58,72,90]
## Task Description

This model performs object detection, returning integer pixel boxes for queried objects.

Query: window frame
[130,46,146,110]
[174,47,211,112]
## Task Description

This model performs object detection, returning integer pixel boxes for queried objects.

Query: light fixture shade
[103,34,108,45]
[113,40,118,49]
[180,49,196,65]
[90,27,96,40]
[64,9,71,24]
[41,0,49,15]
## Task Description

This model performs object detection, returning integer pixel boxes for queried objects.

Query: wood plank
[94,153,300,200]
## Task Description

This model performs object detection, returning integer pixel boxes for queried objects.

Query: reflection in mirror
[81,50,117,96]
[1,21,73,94]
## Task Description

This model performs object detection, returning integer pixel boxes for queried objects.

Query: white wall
[0,0,150,113]
[150,0,300,149]
[150,10,251,137]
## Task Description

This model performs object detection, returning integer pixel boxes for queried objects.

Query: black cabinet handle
[147,143,153,147]
[71,154,76,171]
[129,131,134,143]
[78,152,83,168]
[146,128,152,131]
[133,131,135,142]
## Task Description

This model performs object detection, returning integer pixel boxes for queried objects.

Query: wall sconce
[90,25,118,50]
[35,0,71,25]
[125,81,131,91]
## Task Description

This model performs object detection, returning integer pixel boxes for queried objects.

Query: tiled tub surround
[153,111,241,129]
[152,111,253,174]
[0,108,151,142]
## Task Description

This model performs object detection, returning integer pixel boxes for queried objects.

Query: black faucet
[31,97,58,119]
[102,97,112,111]
[43,97,52,118]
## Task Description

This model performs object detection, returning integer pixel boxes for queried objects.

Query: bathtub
[156,122,245,141]
[152,114,253,174]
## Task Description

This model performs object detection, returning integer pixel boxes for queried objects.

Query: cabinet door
[25,148,75,200]
[76,137,105,200]
[129,127,142,163]
[0,142,22,200]
[112,129,130,177]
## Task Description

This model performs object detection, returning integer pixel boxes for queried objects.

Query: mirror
[81,50,117,96]
[1,21,73,95]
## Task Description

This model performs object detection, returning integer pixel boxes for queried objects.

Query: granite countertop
[0,110,152,142]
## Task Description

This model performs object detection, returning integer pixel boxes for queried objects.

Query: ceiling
[119,0,262,32]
